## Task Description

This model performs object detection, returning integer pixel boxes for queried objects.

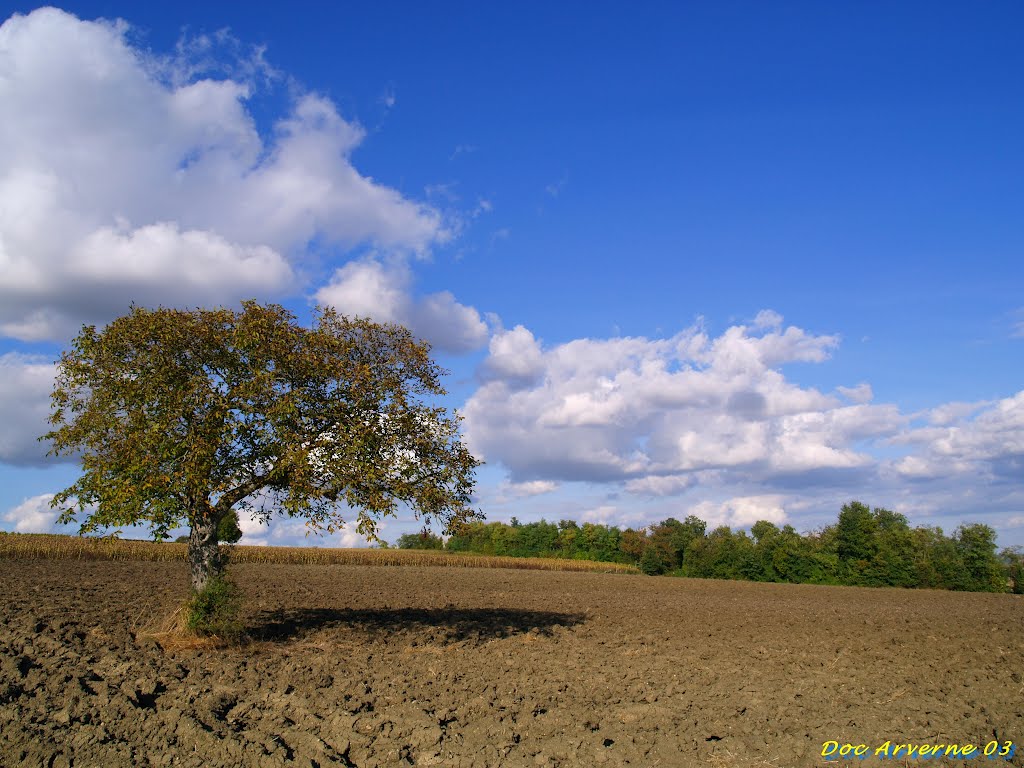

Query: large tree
[42,302,482,591]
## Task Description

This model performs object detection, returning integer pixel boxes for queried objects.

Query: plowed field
[1,560,1021,767]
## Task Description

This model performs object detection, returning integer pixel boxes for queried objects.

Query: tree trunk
[188,513,222,592]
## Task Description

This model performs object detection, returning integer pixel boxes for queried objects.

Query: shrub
[185,576,243,640]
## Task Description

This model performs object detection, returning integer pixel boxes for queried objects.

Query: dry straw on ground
[0,532,638,574]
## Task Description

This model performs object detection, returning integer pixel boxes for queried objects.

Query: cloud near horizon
[464,314,1024,537]
[465,315,866,484]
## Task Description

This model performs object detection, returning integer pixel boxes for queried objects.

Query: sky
[1,2,1022,548]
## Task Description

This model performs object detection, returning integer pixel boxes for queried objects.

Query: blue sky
[1,2,1022,547]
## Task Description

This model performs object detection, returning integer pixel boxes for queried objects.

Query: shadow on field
[247,607,587,644]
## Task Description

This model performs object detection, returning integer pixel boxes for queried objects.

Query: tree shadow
[246,606,587,645]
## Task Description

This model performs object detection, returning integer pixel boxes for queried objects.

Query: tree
[954,524,1004,592]
[684,526,760,581]
[1000,547,1024,595]
[217,509,244,545]
[835,501,879,584]
[867,508,915,587]
[396,530,445,550]
[639,544,668,575]
[42,302,482,593]
[649,516,706,571]
[618,528,648,563]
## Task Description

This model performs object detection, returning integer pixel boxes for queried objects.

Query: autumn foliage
[41,302,482,592]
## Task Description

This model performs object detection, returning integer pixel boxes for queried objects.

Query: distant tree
[557,519,580,555]
[867,508,915,587]
[42,302,482,597]
[911,526,962,589]
[750,521,783,581]
[619,528,648,564]
[217,509,244,545]
[650,516,706,570]
[954,524,1004,592]
[835,501,879,584]
[1000,547,1024,594]
[396,530,445,550]
[519,520,559,557]
[684,526,760,581]
[639,544,668,575]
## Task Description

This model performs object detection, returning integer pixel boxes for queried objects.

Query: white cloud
[482,325,545,386]
[488,479,559,505]
[1011,308,1024,339]
[926,400,989,426]
[464,313,873,486]
[689,495,788,529]
[725,495,787,527]
[315,257,489,353]
[315,257,408,324]
[624,474,697,497]
[837,383,873,404]
[0,8,445,341]
[2,493,76,533]
[580,504,617,524]
[892,391,1024,481]
[0,353,60,466]
[752,309,783,330]
[506,480,558,497]
[247,513,375,548]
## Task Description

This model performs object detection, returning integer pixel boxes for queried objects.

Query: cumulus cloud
[315,257,489,353]
[0,7,446,341]
[580,504,618,524]
[464,313,1024,540]
[0,353,61,466]
[482,325,545,387]
[624,474,698,497]
[2,493,77,533]
[239,509,375,548]
[891,391,1024,481]
[464,314,878,486]
[689,495,788,529]
[837,383,873,404]
[488,479,559,505]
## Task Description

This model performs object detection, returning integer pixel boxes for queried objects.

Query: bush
[185,576,243,640]
[639,545,668,576]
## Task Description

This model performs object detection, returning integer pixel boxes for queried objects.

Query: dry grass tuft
[135,604,240,652]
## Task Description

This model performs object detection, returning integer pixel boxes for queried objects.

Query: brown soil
[1,560,1021,767]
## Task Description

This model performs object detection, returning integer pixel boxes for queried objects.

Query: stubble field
[1,559,1021,767]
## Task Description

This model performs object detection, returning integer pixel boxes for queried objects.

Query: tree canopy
[438,502,1011,592]
[43,301,482,590]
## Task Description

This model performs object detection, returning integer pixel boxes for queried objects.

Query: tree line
[397,501,1024,594]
